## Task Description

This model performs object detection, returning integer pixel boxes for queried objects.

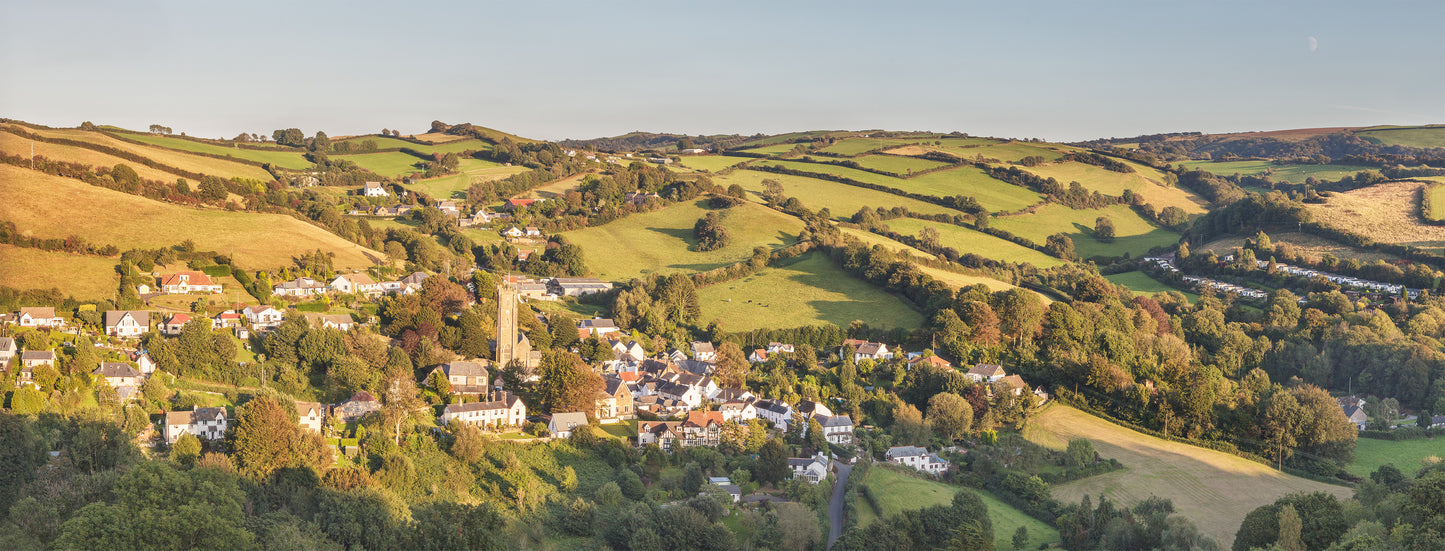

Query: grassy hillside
[1023,161,1209,214]
[0,245,118,300]
[992,204,1179,259]
[1428,183,1445,222]
[851,464,1060,550]
[0,129,182,182]
[334,135,492,155]
[1354,125,1445,148]
[697,252,922,331]
[880,218,1065,268]
[1347,437,1445,478]
[1306,181,1445,252]
[887,141,1065,163]
[1177,160,1375,186]
[718,170,965,221]
[760,160,1043,213]
[1104,271,1197,303]
[333,151,425,178]
[561,199,804,282]
[0,165,381,270]
[677,155,750,172]
[1024,404,1352,548]
[406,164,526,200]
[835,228,1052,302]
[1199,231,1402,264]
[850,154,950,174]
[118,132,313,170]
[4,125,273,181]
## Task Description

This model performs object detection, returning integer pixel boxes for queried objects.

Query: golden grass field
[1306,181,1445,252]
[0,245,119,300]
[837,228,1051,301]
[1023,161,1210,214]
[0,165,382,270]
[717,169,966,220]
[0,129,184,182]
[3,125,272,181]
[1199,232,1403,264]
[1023,404,1353,548]
[515,172,592,199]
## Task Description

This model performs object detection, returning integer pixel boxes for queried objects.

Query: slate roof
[93,362,141,378]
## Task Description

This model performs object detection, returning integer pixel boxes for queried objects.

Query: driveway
[826,462,853,549]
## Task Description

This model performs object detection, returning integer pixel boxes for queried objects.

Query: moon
[1308,36,1318,52]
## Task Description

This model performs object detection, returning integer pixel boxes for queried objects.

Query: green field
[0,165,382,270]
[836,228,1049,301]
[735,131,844,148]
[881,218,1066,268]
[1346,437,1445,478]
[1104,271,1198,303]
[0,245,119,301]
[849,154,950,174]
[697,252,922,331]
[818,138,894,156]
[1355,126,1445,149]
[120,132,314,170]
[1177,160,1376,186]
[1428,183,1445,222]
[851,465,1060,550]
[1023,161,1210,214]
[7,125,273,181]
[991,203,1179,259]
[719,169,966,220]
[740,142,811,156]
[561,199,805,282]
[1024,404,1353,548]
[677,155,750,172]
[335,135,492,155]
[762,160,1043,212]
[406,165,526,200]
[334,151,425,178]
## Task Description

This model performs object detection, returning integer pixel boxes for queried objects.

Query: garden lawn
[851,465,1060,550]
[561,199,804,282]
[4,125,273,181]
[1177,160,1377,186]
[1346,437,1445,478]
[991,203,1180,259]
[697,252,922,331]
[762,160,1043,213]
[1023,161,1209,214]
[718,170,965,220]
[0,165,382,270]
[1023,404,1352,549]
[678,155,751,172]
[0,245,118,301]
[119,132,313,170]
[881,218,1065,268]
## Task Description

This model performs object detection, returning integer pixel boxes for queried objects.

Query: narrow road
[826,462,853,549]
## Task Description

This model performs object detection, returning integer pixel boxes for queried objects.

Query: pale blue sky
[2,1,1441,141]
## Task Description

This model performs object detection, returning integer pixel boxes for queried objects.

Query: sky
[2,1,1441,142]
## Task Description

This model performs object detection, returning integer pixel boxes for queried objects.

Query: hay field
[881,218,1065,268]
[697,252,922,331]
[0,165,382,270]
[561,199,804,282]
[677,155,750,172]
[1306,181,1445,252]
[1024,404,1353,548]
[517,172,592,200]
[0,129,182,182]
[850,465,1060,550]
[0,245,118,301]
[4,125,272,180]
[1023,161,1209,214]
[761,160,1043,212]
[718,170,965,220]
[991,204,1179,259]
[887,142,1065,164]
[1199,232,1402,264]
[1177,160,1375,185]
[1428,183,1445,222]
[119,132,313,170]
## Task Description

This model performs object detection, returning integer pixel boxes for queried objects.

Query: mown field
[1023,161,1210,214]
[677,155,750,172]
[334,151,425,178]
[696,252,922,331]
[1429,183,1445,222]
[119,132,313,170]
[1177,160,1375,186]
[880,218,1066,268]
[717,170,965,220]
[1306,181,1445,252]
[561,199,804,282]
[0,165,382,270]
[1347,437,1445,478]
[1104,271,1198,303]
[1023,404,1353,548]
[516,172,592,200]
[850,464,1060,550]
[849,154,950,174]
[0,245,118,300]
[1354,125,1445,149]
[3,125,273,181]
[0,129,182,182]
[991,203,1179,259]
[406,164,526,200]
[761,160,1043,213]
